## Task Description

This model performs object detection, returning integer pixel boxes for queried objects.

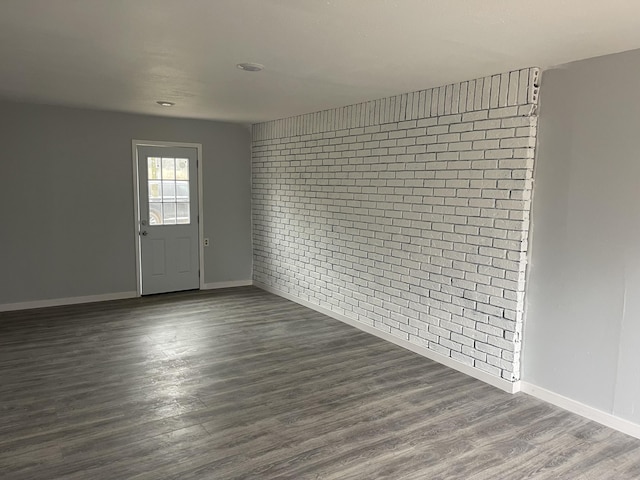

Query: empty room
[3,1,640,478]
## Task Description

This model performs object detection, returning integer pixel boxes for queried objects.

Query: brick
[450,122,474,133]
[474,119,502,130]
[451,351,475,366]
[462,131,486,141]
[473,139,500,150]
[427,125,449,135]
[438,132,461,143]
[486,128,515,139]
[438,114,463,125]
[489,106,519,118]
[462,110,489,122]
[500,137,536,148]
[501,117,533,128]
[417,117,438,128]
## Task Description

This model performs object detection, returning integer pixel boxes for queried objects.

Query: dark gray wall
[523,49,640,424]
[0,101,252,305]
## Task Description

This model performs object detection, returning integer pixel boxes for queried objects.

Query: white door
[137,145,200,295]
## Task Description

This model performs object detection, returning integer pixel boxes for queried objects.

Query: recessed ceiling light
[156,101,175,107]
[237,62,264,72]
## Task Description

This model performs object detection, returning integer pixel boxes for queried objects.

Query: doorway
[132,141,204,295]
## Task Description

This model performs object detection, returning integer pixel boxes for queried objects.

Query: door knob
[140,230,148,236]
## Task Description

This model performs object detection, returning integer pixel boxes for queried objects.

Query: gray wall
[523,49,640,424]
[0,101,252,305]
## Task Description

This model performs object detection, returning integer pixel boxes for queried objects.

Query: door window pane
[176,158,189,180]
[162,158,175,180]
[162,181,176,202]
[148,158,162,180]
[176,203,190,224]
[163,203,177,225]
[148,181,162,201]
[149,203,163,225]
[176,181,189,202]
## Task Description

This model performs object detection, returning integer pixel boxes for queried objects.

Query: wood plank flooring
[1,286,640,479]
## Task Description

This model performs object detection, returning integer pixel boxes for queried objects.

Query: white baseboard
[0,281,254,312]
[520,382,640,440]
[202,280,253,290]
[0,291,138,312]
[254,281,519,394]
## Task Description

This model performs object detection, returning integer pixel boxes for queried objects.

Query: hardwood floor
[1,286,639,479]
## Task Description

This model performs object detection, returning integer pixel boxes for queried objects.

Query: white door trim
[131,139,204,297]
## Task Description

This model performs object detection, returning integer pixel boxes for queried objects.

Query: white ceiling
[2,0,640,124]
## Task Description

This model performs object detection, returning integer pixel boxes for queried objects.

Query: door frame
[131,139,205,297]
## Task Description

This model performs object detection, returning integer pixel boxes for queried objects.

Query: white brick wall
[252,68,539,382]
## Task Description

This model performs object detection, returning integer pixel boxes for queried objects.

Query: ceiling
[2,0,640,124]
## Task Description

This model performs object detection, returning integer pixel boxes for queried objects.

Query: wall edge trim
[0,291,138,313]
[255,281,520,394]
[521,382,640,440]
